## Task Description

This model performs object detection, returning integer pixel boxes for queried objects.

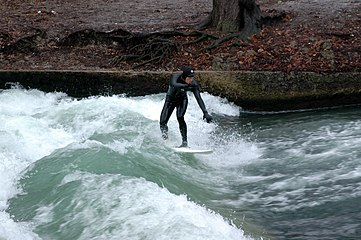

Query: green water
[1,88,361,239]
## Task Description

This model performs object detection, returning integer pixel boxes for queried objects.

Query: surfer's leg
[160,100,175,140]
[177,98,188,147]
[177,117,187,147]
[160,125,168,140]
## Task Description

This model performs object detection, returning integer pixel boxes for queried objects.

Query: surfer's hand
[188,80,198,88]
[203,112,213,123]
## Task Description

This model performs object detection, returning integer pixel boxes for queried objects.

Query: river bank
[1,0,360,72]
[1,0,360,111]
[1,70,360,111]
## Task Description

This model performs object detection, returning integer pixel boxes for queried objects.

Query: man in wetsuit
[160,66,213,147]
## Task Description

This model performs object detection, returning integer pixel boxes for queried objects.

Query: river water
[1,86,360,239]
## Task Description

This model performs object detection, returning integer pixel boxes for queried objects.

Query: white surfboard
[172,147,213,154]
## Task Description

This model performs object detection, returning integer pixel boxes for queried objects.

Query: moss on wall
[197,71,361,111]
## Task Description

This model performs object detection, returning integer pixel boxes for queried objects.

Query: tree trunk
[210,0,262,36]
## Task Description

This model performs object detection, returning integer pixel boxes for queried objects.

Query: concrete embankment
[0,70,360,111]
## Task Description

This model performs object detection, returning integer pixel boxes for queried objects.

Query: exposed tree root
[0,29,45,53]
[110,36,181,67]
[106,30,219,67]
[202,32,243,51]
[0,11,287,67]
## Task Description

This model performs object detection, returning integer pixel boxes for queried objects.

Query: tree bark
[210,0,262,36]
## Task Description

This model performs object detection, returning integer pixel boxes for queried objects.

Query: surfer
[160,66,213,147]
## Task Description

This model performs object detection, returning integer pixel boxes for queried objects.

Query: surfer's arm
[192,86,213,123]
[193,89,207,113]
[170,74,189,89]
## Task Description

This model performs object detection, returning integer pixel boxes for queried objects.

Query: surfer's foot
[162,132,168,140]
[179,141,188,148]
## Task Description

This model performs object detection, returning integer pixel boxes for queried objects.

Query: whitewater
[1,86,361,239]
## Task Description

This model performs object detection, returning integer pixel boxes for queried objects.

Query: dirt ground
[0,0,360,72]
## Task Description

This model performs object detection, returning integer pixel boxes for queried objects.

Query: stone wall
[0,70,360,111]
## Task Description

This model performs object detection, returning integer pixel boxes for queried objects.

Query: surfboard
[172,147,213,154]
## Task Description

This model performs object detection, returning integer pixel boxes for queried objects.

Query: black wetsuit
[160,73,209,146]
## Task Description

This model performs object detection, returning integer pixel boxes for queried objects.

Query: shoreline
[1,70,360,111]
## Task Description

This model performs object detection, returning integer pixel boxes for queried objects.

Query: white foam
[0,89,255,239]
[56,172,251,240]
[192,93,240,116]
[0,89,75,238]
[0,211,40,240]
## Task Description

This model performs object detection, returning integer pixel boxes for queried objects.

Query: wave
[1,88,257,240]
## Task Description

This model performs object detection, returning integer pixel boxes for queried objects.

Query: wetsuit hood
[181,66,195,78]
